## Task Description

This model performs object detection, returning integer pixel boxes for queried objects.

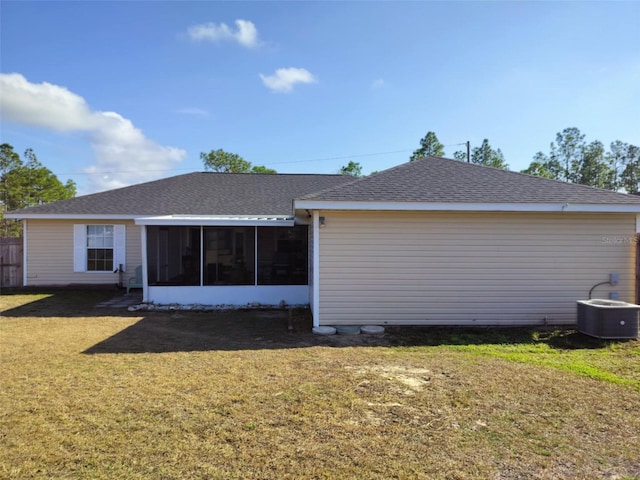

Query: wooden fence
[0,238,23,288]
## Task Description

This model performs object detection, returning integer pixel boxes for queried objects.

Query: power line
[55,166,198,176]
[267,148,413,166]
[52,141,471,177]
[443,141,470,162]
[52,148,416,176]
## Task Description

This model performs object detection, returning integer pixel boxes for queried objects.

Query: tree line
[2,127,638,236]
[407,128,638,194]
[200,131,639,194]
[520,128,638,193]
[1,143,76,237]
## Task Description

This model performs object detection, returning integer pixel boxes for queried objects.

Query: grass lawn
[1,289,639,479]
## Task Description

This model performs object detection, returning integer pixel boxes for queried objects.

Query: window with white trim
[87,225,114,271]
[73,224,126,273]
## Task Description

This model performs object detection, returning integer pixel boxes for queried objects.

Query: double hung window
[87,225,114,271]
[73,224,125,273]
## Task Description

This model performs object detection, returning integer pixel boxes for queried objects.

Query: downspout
[312,211,320,327]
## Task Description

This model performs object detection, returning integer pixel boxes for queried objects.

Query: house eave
[3,213,298,226]
[293,200,640,213]
[135,215,295,227]
[3,213,139,220]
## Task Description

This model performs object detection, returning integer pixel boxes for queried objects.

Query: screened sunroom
[136,216,311,306]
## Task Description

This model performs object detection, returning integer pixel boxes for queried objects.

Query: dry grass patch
[1,290,639,479]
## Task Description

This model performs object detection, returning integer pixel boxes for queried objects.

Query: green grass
[393,327,640,389]
[1,289,640,479]
[447,334,640,389]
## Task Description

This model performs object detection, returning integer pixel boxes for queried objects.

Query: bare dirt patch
[351,364,433,393]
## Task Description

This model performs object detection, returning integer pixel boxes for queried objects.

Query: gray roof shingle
[9,157,640,218]
[299,156,640,205]
[8,172,354,216]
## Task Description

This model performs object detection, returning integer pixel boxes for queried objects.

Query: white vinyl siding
[26,220,141,286]
[318,211,637,326]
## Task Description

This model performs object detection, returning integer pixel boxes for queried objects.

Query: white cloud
[0,73,97,131]
[0,73,186,193]
[259,67,317,93]
[234,20,259,48]
[187,19,260,48]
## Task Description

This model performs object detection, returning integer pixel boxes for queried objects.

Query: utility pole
[466,141,470,163]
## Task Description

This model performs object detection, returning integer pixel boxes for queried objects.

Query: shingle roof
[7,172,354,216]
[299,156,640,205]
[9,158,640,218]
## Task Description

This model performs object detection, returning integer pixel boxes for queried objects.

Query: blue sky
[1,1,639,194]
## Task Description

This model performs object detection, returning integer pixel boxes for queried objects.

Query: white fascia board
[135,215,295,227]
[293,200,640,213]
[3,213,138,220]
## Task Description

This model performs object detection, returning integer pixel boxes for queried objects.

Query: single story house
[7,156,640,327]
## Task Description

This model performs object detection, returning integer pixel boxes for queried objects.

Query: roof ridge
[297,156,640,205]
[411,156,640,201]
[6,171,354,217]
[298,174,371,199]
[434,156,639,200]
[83,171,202,196]
[498,165,638,199]
[298,159,421,200]
[8,158,640,217]
[200,171,347,177]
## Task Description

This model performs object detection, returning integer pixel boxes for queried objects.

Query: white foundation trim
[147,285,309,306]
